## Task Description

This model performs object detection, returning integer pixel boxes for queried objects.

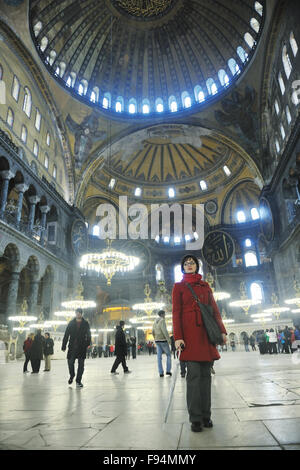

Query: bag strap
[184,282,201,304]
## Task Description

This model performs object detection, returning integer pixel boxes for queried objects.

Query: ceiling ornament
[113,0,174,18]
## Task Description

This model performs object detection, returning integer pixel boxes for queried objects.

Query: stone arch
[3,243,20,267]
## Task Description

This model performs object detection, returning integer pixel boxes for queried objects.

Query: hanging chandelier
[284,279,300,308]
[61,282,96,310]
[54,311,76,322]
[213,292,231,301]
[264,293,290,320]
[80,240,140,286]
[229,282,261,315]
[8,299,37,331]
[132,284,165,315]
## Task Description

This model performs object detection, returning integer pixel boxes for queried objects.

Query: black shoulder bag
[185,283,224,346]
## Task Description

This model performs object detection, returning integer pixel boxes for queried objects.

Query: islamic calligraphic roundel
[202,230,234,267]
[259,197,274,243]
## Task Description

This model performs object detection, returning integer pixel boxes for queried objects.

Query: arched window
[168,96,177,112]
[115,96,124,112]
[49,50,56,66]
[33,140,39,157]
[199,180,207,191]
[237,210,246,223]
[128,98,137,114]
[55,66,60,76]
[282,45,292,79]
[245,251,258,267]
[40,36,48,52]
[92,225,100,237]
[35,109,41,131]
[66,76,72,87]
[245,238,252,247]
[44,153,49,169]
[182,91,191,108]
[292,88,300,106]
[21,125,27,143]
[275,139,280,153]
[254,2,263,16]
[46,132,50,146]
[194,86,205,103]
[278,72,285,95]
[274,99,280,115]
[280,123,286,140]
[53,164,57,179]
[134,187,142,197]
[250,18,260,33]
[31,160,38,174]
[155,98,164,113]
[12,75,20,101]
[218,70,229,87]
[244,32,255,49]
[6,108,14,127]
[228,58,240,76]
[156,264,164,283]
[23,87,32,117]
[59,62,66,78]
[168,187,175,198]
[79,80,88,96]
[251,207,260,220]
[223,165,231,176]
[174,264,183,283]
[206,78,218,95]
[237,46,248,63]
[290,32,298,57]
[250,282,263,302]
[286,105,292,124]
[103,92,111,109]
[33,21,42,37]
[142,99,150,114]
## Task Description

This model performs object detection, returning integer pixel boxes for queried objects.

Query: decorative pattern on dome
[112,0,175,18]
[29,0,265,117]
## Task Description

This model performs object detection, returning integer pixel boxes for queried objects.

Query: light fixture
[80,239,139,286]
[213,292,231,301]
[61,282,96,309]
[43,320,67,331]
[229,282,261,315]
[132,284,165,316]
[54,310,76,322]
[222,319,235,324]
[8,299,37,331]
[284,280,300,308]
[291,309,300,313]
[264,293,290,320]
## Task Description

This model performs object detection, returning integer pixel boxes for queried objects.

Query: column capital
[0,170,15,180]
[40,205,50,214]
[15,183,29,194]
[28,195,40,205]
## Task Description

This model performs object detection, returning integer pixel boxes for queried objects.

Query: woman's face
[183,257,197,274]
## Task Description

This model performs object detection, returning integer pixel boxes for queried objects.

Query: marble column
[0,170,15,219]
[27,278,40,316]
[39,205,50,245]
[6,271,20,318]
[15,183,28,228]
[27,196,40,232]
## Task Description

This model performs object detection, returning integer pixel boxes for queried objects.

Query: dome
[29,0,265,117]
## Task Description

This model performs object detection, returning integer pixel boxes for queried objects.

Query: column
[0,170,15,219]
[27,277,40,316]
[27,196,40,232]
[39,205,50,246]
[6,271,20,318]
[15,183,28,228]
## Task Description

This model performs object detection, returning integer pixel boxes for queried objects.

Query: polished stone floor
[1,350,300,450]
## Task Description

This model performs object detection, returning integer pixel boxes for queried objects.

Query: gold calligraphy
[202,231,234,267]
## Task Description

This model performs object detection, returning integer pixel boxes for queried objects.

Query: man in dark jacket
[62,308,91,387]
[43,332,54,371]
[30,330,45,373]
[111,321,131,375]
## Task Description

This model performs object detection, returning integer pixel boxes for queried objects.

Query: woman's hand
[222,334,227,345]
[175,340,185,350]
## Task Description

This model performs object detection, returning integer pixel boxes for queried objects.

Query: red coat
[172,273,227,362]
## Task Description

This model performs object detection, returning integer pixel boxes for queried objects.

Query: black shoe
[166,372,172,376]
[111,371,119,375]
[191,422,203,432]
[160,374,164,377]
[181,374,186,378]
[68,376,74,384]
[76,382,83,388]
[124,370,132,374]
[203,419,213,428]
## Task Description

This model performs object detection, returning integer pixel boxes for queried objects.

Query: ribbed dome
[30,0,265,117]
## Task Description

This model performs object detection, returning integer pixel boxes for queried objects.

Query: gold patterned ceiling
[29,0,265,117]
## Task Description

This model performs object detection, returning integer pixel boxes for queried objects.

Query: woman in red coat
[172,254,227,432]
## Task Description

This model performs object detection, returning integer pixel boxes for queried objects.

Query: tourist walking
[43,332,54,371]
[111,321,131,374]
[30,329,45,373]
[172,254,227,432]
[61,308,91,388]
[23,333,34,373]
[152,310,172,377]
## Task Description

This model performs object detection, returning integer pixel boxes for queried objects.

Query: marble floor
[1,350,300,450]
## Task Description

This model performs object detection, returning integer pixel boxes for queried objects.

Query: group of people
[23,330,54,373]
[256,326,300,355]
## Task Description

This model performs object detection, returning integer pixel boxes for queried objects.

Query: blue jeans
[156,341,171,375]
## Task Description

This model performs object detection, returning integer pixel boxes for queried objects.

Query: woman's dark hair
[181,254,199,273]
